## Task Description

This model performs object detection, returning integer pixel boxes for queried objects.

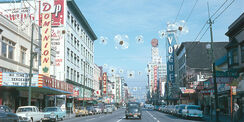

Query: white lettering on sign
[168,46,173,53]
[168,37,173,45]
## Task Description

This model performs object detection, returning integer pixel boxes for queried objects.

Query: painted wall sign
[41,0,52,76]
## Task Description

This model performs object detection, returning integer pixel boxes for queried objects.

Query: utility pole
[208,2,219,122]
[28,23,34,106]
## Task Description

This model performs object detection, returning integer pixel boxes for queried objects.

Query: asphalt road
[63,109,204,122]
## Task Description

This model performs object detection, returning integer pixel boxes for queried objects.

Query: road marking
[116,116,124,122]
[146,111,160,122]
[85,118,96,121]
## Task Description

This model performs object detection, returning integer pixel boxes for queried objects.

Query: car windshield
[188,106,200,110]
[17,108,33,112]
[44,108,57,112]
[0,106,8,112]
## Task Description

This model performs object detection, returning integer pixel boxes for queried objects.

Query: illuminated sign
[41,0,52,76]
[154,65,158,92]
[166,31,178,98]
[39,0,64,26]
[103,73,107,94]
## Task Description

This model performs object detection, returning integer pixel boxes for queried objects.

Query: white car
[104,105,112,114]
[94,106,102,114]
[144,104,154,109]
[182,105,203,118]
[16,106,44,122]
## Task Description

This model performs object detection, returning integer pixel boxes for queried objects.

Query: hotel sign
[103,72,107,94]
[41,0,53,76]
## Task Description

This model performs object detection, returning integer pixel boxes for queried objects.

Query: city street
[63,109,203,122]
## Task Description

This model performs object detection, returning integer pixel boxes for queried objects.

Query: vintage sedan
[0,105,19,122]
[16,106,44,122]
[125,102,142,119]
[42,107,66,121]
[182,105,203,119]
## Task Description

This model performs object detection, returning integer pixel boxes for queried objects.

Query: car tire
[55,116,58,122]
[126,115,128,119]
[139,116,141,120]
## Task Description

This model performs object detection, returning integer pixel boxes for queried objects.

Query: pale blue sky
[75,0,243,98]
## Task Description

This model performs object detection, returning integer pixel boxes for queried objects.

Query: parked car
[42,107,66,121]
[162,106,168,113]
[144,104,154,109]
[0,105,19,122]
[176,104,186,117]
[74,107,83,117]
[104,105,112,114]
[182,105,203,119]
[16,106,44,122]
[125,102,142,119]
[86,106,96,115]
[94,106,102,114]
[80,107,88,116]
[172,105,179,115]
[158,105,165,112]
[167,105,174,114]
[154,105,160,111]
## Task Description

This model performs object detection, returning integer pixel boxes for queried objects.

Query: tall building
[147,38,166,104]
[0,0,97,111]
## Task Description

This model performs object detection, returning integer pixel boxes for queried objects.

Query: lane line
[146,111,160,122]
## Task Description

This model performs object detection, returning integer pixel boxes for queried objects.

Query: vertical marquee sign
[166,30,178,98]
[153,65,158,92]
[103,72,107,95]
[41,0,53,76]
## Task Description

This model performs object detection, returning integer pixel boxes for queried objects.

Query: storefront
[0,72,73,112]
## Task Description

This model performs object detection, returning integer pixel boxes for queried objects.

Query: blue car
[42,107,66,122]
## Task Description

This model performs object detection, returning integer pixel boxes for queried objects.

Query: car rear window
[128,103,139,108]
[187,106,200,110]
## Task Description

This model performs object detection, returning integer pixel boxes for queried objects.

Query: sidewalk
[203,114,231,122]
[64,113,76,120]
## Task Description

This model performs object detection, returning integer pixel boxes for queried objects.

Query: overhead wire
[174,0,185,23]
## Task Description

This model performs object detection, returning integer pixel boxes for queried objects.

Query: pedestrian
[233,103,239,122]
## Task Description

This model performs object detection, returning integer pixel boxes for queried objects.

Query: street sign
[232,86,236,95]
[215,71,239,78]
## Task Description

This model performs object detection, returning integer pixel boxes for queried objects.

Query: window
[74,53,76,65]
[74,20,77,28]
[1,37,15,59]
[67,66,70,79]
[74,37,77,48]
[77,24,80,31]
[67,11,70,20]
[67,48,70,60]
[71,34,73,45]
[77,56,79,67]
[241,44,244,63]
[1,41,7,57]
[77,40,79,49]
[71,51,73,63]
[233,48,238,64]
[71,16,74,24]
[77,72,80,83]
[20,47,27,64]
[71,68,73,81]
[74,70,76,82]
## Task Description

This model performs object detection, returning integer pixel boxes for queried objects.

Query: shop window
[20,46,27,64]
